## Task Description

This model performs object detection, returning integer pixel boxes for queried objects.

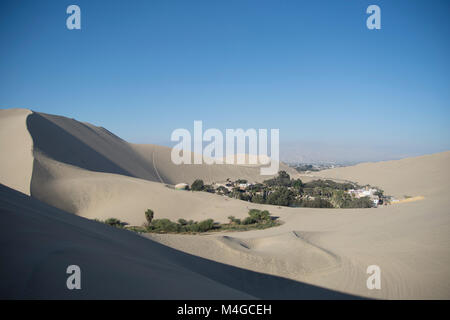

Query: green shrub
[343,196,373,208]
[104,218,126,228]
[266,187,295,206]
[216,186,230,195]
[227,215,241,225]
[291,179,303,190]
[196,219,215,232]
[242,216,257,225]
[303,179,355,191]
[228,209,273,226]
[298,197,333,208]
[248,209,270,222]
[204,184,215,193]
[191,179,205,191]
[263,171,291,187]
[141,209,277,234]
[183,219,215,232]
[251,194,265,204]
[145,209,154,224]
[149,219,180,232]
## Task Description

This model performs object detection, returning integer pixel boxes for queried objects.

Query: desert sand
[21,110,296,225]
[0,108,33,195]
[0,108,449,299]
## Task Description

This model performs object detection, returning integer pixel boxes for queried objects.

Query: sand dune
[131,143,293,185]
[147,231,340,280]
[145,152,450,299]
[0,184,250,299]
[0,109,295,225]
[147,193,450,299]
[1,109,294,224]
[26,111,296,186]
[26,112,162,182]
[0,183,361,299]
[30,151,266,225]
[312,151,450,199]
[1,108,449,299]
[0,109,33,195]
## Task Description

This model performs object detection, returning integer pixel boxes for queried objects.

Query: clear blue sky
[1,0,449,162]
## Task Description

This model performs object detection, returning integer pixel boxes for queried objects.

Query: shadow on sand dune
[0,184,365,299]
[26,112,160,181]
[165,244,364,300]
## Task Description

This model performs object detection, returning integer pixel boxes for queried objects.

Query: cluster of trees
[302,179,355,191]
[144,208,215,233]
[144,208,277,233]
[227,171,376,209]
[228,209,271,225]
[328,190,373,208]
[190,179,204,191]
[97,208,279,234]
[102,218,127,228]
[294,164,319,172]
[147,218,216,233]
[263,171,302,188]
[191,179,215,193]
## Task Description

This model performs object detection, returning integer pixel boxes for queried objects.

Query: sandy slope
[0,184,249,299]
[30,151,268,225]
[0,109,33,195]
[0,183,362,299]
[15,110,295,224]
[26,111,296,185]
[147,193,450,299]
[131,143,294,185]
[145,151,450,299]
[1,108,449,299]
[312,151,450,199]
[0,109,296,225]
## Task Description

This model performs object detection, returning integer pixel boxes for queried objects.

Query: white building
[348,187,380,207]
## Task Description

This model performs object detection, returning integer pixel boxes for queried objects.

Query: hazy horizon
[1,0,449,163]
[2,105,449,164]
